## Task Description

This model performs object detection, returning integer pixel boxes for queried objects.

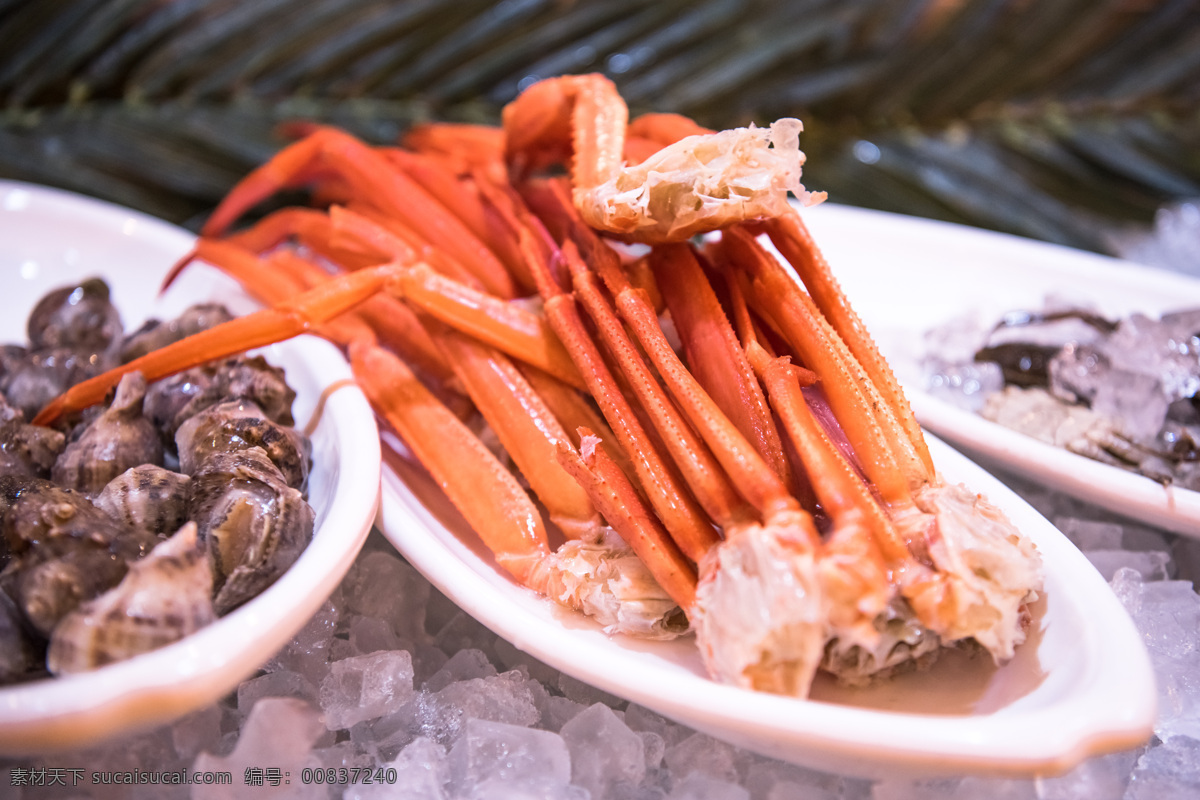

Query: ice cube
[433,612,501,664]
[265,597,339,683]
[1110,570,1200,741]
[348,615,403,656]
[561,703,646,799]
[1125,737,1200,799]
[319,650,415,731]
[624,703,693,748]
[345,737,448,800]
[493,636,560,686]
[540,695,588,732]
[341,551,430,642]
[1034,748,1138,800]
[238,670,319,717]
[423,648,497,693]
[1085,550,1171,582]
[1054,518,1124,551]
[664,733,740,784]
[742,760,847,800]
[447,718,571,799]
[871,777,1038,800]
[558,671,627,710]
[172,705,223,761]
[666,772,750,800]
[419,670,542,746]
[193,698,328,800]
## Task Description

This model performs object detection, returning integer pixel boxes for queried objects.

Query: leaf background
[0,0,1196,251]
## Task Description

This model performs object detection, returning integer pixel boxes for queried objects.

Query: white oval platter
[801,202,1200,537]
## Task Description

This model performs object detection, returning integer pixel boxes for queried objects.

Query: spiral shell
[47,522,215,675]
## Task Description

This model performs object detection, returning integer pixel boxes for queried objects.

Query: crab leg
[517,364,638,488]
[648,244,793,491]
[351,341,549,585]
[394,263,585,390]
[555,432,697,611]
[381,148,534,293]
[754,211,934,478]
[745,341,896,642]
[34,264,400,426]
[562,242,751,529]
[430,324,601,541]
[716,226,927,503]
[202,126,517,299]
[517,222,719,565]
[187,239,456,385]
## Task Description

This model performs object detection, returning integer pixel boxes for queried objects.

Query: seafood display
[925,303,1200,489]
[0,282,313,683]
[35,74,1043,698]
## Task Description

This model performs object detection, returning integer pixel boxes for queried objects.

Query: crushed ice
[1,509,1196,799]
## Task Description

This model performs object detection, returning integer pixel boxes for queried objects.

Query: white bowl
[0,181,381,754]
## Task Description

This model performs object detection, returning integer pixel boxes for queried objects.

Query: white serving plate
[799,202,1200,537]
[0,181,380,754]
[379,427,1155,779]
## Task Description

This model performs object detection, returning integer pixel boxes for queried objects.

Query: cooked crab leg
[520,191,836,693]
[754,212,934,477]
[33,264,400,427]
[202,126,517,299]
[189,226,586,393]
[516,220,719,565]
[516,363,639,490]
[562,242,750,529]
[745,340,896,644]
[502,73,821,242]
[381,148,535,293]
[351,341,550,585]
[648,244,793,491]
[184,238,456,386]
[430,324,601,540]
[555,432,697,611]
[719,229,1046,663]
[716,226,927,503]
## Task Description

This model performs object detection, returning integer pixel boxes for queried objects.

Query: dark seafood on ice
[0,281,313,684]
[925,303,1200,488]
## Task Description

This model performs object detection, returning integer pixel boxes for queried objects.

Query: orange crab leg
[519,224,718,564]
[503,73,627,195]
[516,363,638,489]
[754,212,934,479]
[746,341,897,633]
[430,324,601,541]
[352,340,549,585]
[34,263,400,426]
[341,202,488,292]
[381,148,534,293]
[648,244,794,491]
[716,227,921,502]
[183,239,456,385]
[393,263,584,391]
[402,121,507,178]
[203,126,517,299]
[555,433,697,611]
[563,242,751,530]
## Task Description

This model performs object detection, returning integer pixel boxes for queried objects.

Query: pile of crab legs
[32,75,1042,697]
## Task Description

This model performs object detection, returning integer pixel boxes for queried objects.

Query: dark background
[0,0,1197,252]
